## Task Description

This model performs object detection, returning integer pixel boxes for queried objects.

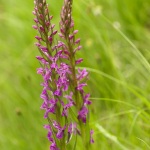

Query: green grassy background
[1,0,150,149]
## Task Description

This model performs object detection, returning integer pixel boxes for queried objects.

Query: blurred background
[1,0,150,149]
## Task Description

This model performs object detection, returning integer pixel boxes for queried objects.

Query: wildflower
[33,0,93,149]
[90,130,94,144]
[78,106,88,123]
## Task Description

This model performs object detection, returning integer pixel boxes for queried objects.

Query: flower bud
[32,25,38,29]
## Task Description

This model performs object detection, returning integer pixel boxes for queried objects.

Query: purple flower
[48,131,53,142]
[57,77,69,91]
[56,126,66,139]
[54,89,62,96]
[44,125,53,142]
[43,69,51,81]
[78,106,88,123]
[57,42,64,48]
[50,142,59,150]
[53,121,61,130]
[40,88,48,102]
[76,83,87,92]
[36,56,48,64]
[66,123,78,143]
[35,42,41,47]
[90,130,94,144]
[74,45,82,53]
[37,68,43,75]
[32,25,38,29]
[84,93,92,105]
[77,68,88,81]
[57,63,71,75]
[41,81,50,90]
[40,45,48,52]
[61,92,75,116]
[64,92,73,102]
[44,124,51,130]
[73,30,78,34]
[62,101,74,116]
[75,58,83,65]
[75,38,80,44]
[68,123,77,134]
[52,121,66,139]
[48,36,53,43]
[35,36,42,40]
[41,98,58,118]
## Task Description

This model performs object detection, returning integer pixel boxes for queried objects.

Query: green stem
[66,38,80,109]
[79,121,90,150]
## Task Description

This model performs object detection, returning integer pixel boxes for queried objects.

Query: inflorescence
[33,0,94,149]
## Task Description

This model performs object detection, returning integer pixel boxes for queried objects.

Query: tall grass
[0,0,150,149]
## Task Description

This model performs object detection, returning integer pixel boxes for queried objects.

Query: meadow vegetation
[0,0,150,149]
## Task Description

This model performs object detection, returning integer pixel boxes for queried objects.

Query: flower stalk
[33,0,94,149]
